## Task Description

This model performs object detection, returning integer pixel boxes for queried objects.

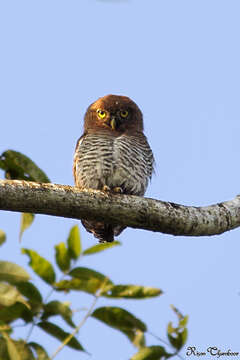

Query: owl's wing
[73,134,85,185]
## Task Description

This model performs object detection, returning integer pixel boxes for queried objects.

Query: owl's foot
[102,185,111,192]
[102,185,123,194]
[112,186,123,194]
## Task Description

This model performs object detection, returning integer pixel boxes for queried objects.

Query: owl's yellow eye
[120,110,128,118]
[97,109,106,119]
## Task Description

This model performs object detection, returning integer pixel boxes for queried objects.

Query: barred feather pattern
[73,131,153,243]
[74,132,153,194]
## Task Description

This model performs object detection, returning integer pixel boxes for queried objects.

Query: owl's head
[84,95,144,134]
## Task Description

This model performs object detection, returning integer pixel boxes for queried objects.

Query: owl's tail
[81,220,114,243]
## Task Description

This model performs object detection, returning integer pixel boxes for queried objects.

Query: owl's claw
[102,185,123,194]
[113,186,123,194]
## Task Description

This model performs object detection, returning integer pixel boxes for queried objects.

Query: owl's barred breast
[74,132,153,196]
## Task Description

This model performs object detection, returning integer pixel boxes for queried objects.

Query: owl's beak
[105,116,120,130]
[110,117,117,130]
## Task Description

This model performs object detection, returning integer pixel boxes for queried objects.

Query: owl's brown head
[84,95,143,134]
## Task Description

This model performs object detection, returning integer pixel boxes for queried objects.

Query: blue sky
[1,0,240,358]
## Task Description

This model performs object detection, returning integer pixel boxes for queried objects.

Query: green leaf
[0,261,30,284]
[0,230,6,246]
[19,213,35,241]
[83,241,121,255]
[22,249,56,285]
[103,285,162,299]
[1,336,35,360]
[181,327,188,346]
[16,282,43,304]
[16,282,42,316]
[92,306,147,347]
[38,321,84,351]
[0,150,50,182]
[55,242,70,272]
[0,304,22,324]
[0,302,33,323]
[28,342,50,360]
[2,333,21,360]
[170,304,183,321]
[179,315,189,328]
[125,329,146,349]
[167,332,179,351]
[67,225,81,259]
[131,346,172,360]
[55,277,112,295]
[167,328,188,351]
[167,307,188,351]
[0,338,9,360]
[92,306,146,331]
[66,267,113,294]
[69,267,109,281]
[11,340,34,360]
[0,283,30,308]
[42,300,75,328]
[0,321,11,332]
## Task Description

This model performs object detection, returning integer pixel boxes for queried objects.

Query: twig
[51,294,99,359]
[50,277,109,359]
[25,260,78,342]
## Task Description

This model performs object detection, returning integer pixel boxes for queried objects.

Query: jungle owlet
[73,94,154,242]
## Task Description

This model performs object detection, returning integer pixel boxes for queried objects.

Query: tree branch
[0,179,240,237]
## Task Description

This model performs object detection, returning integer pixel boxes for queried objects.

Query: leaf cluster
[0,150,50,241]
[0,150,188,359]
[0,225,187,359]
